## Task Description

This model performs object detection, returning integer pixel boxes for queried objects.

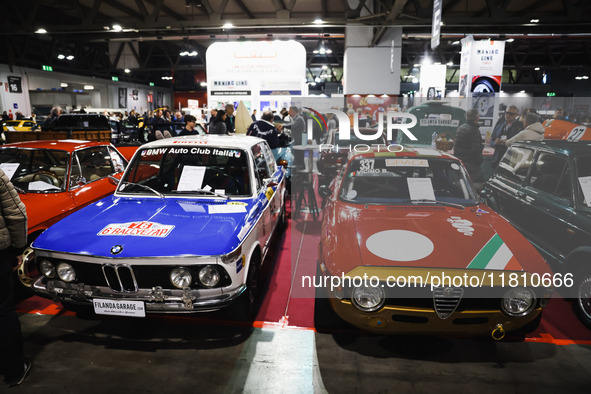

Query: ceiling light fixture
[446,61,453,66]
[66,55,74,61]
[112,24,123,32]
[313,19,324,24]
[57,54,65,60]
[506,38,514,42]
[60,83,68,88]
[534,67,540,71]
[35,28,47,34]
[530,19,539,23]
[222,22,234,29]
[124,68,131,73]
[84,85,94,90]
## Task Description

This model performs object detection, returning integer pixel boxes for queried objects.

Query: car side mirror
[263,177,278,188]
[319,185,332,199]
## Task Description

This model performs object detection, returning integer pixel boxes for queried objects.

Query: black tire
[574,270,591,329]
[227,253,261,323]
[278,202,287,231]
[505,313,542,341]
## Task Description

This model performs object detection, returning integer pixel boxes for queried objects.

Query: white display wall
[206,41,307,112]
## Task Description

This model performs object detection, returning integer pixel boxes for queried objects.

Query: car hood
[33,196,259,257]
[326,203,549,275]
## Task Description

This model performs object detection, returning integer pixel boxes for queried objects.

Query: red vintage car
[0,140,128,245]
[543,119,591,142]
[317,148,555,339]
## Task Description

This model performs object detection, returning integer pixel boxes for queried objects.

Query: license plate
[92,298,146,318]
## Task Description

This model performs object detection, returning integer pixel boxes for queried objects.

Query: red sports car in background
[0,140,128,246]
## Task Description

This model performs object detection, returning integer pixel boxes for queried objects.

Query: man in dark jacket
[224,103,235,133]
[454,108,483,182]
[489,105,523,166]
[0,169,30,387]
[247,111,280,149]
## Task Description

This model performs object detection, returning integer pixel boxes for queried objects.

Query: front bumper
[331,297,542,336]
[32,277,246,313]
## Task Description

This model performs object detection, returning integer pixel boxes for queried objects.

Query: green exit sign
[149,82,155,86]
[547,92,556,97]
[112,76,119,81]
[42,65,53,71]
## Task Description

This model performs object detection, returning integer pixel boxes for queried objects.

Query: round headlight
[39,259,55,278]
[170,268,192,289]
[351,286,385,312]
[56,262,76,282]
[502,287,536,316]
[198,266,220,288]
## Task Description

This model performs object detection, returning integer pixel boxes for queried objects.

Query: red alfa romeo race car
[317,148,557,339]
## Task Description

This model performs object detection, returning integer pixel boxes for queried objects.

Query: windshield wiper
[119,181,164,198]
[410,199,465,210]
[171,189,229,199]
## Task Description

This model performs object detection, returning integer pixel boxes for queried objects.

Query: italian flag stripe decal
[466,234,523,271]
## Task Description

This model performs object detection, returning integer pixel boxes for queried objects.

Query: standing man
[454,109,483,183]
[178,115,199,136]
[0,168,30,387]
[251,109,257,122]
[247,111,280,149]
[288,106,307,168]
[489,104,523,167]
[224,103,235,134]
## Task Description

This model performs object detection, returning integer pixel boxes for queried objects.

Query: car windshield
[576,155,591,210]
[0,148,69,193]
[119,146,252,197]
[340,157,477,205]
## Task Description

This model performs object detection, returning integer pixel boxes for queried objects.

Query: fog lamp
[56,262,76,282]
[198,266,220,288]
[502,287,536,316]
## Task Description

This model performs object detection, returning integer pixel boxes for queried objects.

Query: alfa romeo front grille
[433,287,464,319]
[102,264,138,293]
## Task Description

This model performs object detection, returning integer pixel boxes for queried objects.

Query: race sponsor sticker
[93,299,145,317]
[98,221,175,237]
[447,216,474,236]
[237,222,252,241]
[228,201,248,206]
[385,159,429,167]
[209,204,247,214]
[265,187,274,200]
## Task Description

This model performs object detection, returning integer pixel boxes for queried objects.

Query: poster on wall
[132,90,138,100]
[7,76,22,93]
[419,64,446,99]
[157,92,164,108]
[459,36,505,136]
[118,87,127,109]
[345,95,400,126]
[206,41,306,111]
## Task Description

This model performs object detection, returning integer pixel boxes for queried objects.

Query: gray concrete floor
[8,310,591,393]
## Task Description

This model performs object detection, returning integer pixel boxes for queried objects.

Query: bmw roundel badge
[110,245,123,255]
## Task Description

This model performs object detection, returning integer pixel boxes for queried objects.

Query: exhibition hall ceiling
[1,0,590,87]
